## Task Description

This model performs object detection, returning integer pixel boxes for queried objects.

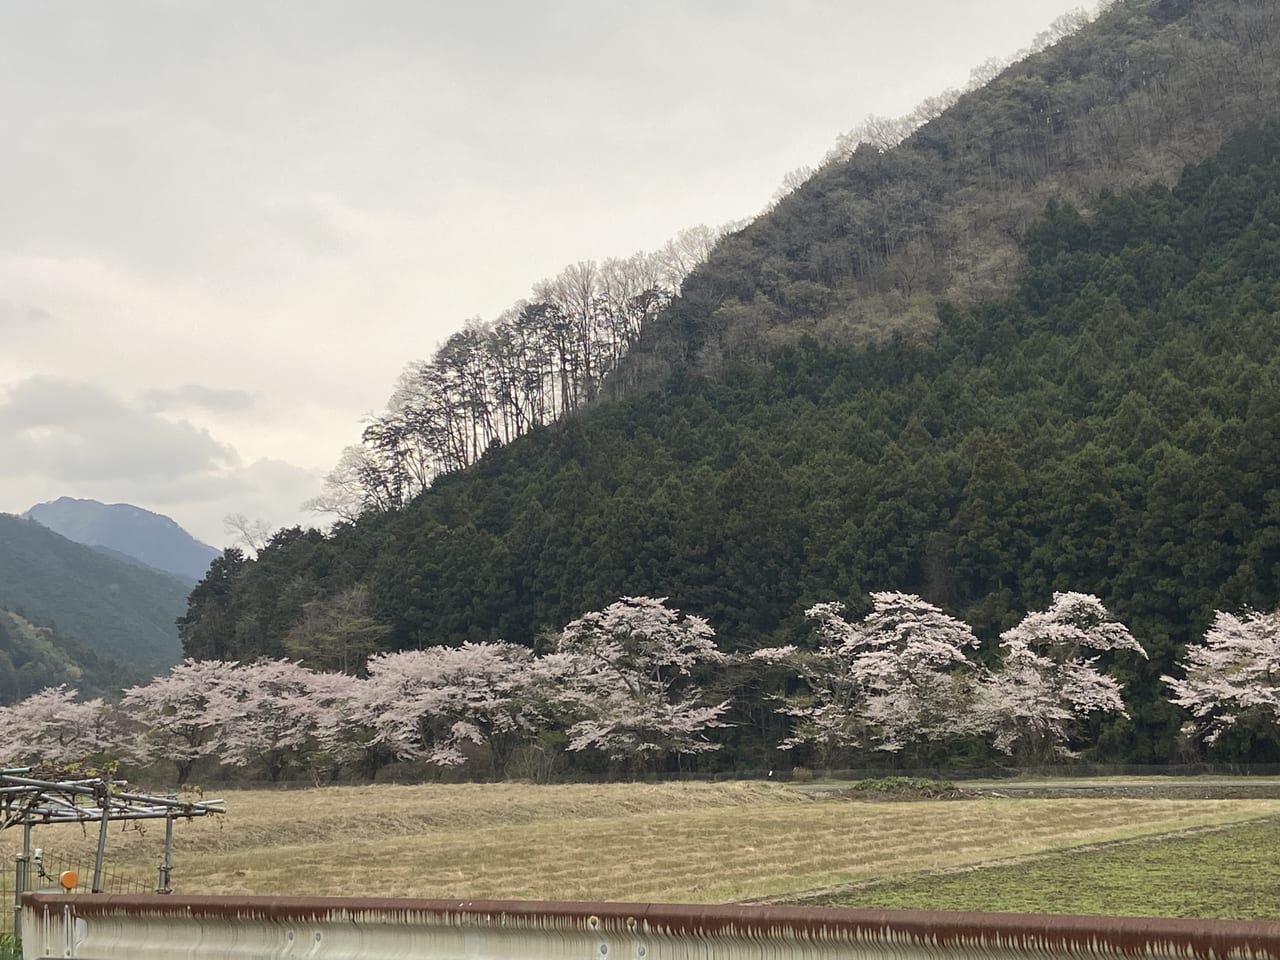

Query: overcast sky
[0,0,1089,548]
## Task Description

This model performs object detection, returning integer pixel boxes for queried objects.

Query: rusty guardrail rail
[20,893,1280,960]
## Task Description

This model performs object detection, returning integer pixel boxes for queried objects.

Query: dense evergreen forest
[182,122,1280,766]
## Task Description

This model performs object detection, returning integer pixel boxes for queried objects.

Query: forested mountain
[0,514,187,692]
[179,0,1280,765]
[26,497,219,583]
[305,0,1279,519]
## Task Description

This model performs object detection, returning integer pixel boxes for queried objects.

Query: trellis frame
[1,767,223,937]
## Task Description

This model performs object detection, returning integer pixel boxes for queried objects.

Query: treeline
[627,0,1280,382]
[769,7,1096,208]
[308,226,730,520]
[179,124,1280,765]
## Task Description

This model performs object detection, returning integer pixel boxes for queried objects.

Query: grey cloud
[0,300,56,329]
[141,457,325,548]
[141,383,257,415]
[0,376,239,486]
[261,199,355,258]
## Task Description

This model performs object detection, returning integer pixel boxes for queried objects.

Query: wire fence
[1,850,152,935]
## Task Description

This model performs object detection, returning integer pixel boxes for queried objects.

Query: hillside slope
[26,496,219,583]
[179,123,1280,763]
[0,608,129,702]
[0,513,187,684]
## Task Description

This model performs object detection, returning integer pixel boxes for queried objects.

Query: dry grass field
[9,782,1280,904]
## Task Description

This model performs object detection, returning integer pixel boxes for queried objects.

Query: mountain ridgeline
[180,0,1280,766]
[25,497,220,583]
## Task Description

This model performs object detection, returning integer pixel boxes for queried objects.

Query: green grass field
[822,817,1280,918]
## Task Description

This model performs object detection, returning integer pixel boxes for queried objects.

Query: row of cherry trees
[5,592,1273,782]
[308,226,731,521]
[0,598,726,782]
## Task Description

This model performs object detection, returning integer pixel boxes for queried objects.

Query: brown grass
[9,783,1280,904]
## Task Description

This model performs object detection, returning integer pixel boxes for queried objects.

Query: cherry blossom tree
[763,593,983,762]
[121,659,240,782]
[0,686,115,766]
[816,592,985,755]
[981,593,1146,762]
[1165,609,1280,748]
[215,660,357,781]
[551,597,728,770]
[357,642,544,777]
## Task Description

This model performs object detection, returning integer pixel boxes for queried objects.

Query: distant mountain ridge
[25,496,219,582]
[0,513,187,694]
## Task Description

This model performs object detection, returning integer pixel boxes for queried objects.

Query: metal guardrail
[20,894,1280,960]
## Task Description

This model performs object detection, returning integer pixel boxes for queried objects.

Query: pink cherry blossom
[1165,609,1280,745]
[980,593,1146,761]
[550,596,728,767]
[355,642,543,777]
[0,686,114,766]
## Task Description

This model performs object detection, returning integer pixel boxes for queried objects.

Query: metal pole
[157,816,174,895]
[92,790,109,894]
[13,821,30,939]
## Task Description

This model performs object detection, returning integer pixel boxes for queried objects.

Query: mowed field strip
[12,782,1280,904]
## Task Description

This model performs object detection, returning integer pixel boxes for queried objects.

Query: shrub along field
[8,781,1280,910]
